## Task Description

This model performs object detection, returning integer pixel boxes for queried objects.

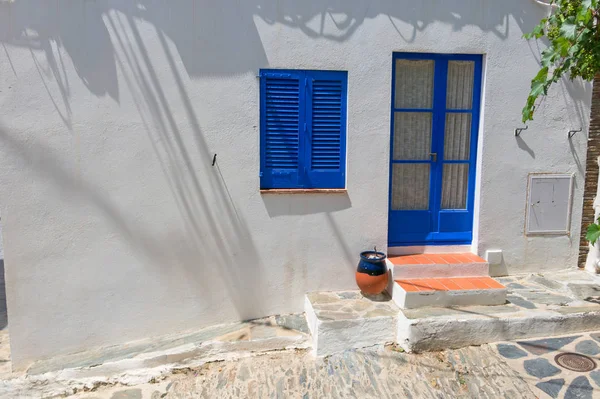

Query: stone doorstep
[387,253,490,280]
[304,272,600,358]
[390,277,507,309]
[397,305,600,353]
[304,291,399,357]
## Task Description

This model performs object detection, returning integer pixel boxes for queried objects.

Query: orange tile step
[391,276,507,309]
[388,253,490,280]
[395,276,505,292]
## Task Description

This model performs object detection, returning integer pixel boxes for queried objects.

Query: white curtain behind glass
[395,60,434,109]
[442,61,474,209]
[392,164,430,210]
[447,61,474,110]
[392,60,434,210]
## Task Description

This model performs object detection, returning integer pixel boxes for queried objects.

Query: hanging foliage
[523,0,600,122]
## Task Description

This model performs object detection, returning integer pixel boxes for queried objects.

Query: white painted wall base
[585,246,600,274]
[396,308,600,353]
[390,282,506,309]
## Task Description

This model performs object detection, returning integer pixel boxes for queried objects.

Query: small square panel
[525,174,574,235]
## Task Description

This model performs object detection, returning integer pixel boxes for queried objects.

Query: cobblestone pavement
[5,270,600,398]
[497,271,600,310]
[495,332,600,399]
[77,344,537,399]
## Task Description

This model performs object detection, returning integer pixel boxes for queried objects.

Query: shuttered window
[260,69,347,189]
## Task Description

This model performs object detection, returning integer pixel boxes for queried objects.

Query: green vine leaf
[559,20,577,39]
[530,67,549,98]
[522,0,600,123]
[587,223,600,246]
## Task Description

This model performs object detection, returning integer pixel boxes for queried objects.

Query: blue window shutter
[260,70,305,189]
[305,71,347,189]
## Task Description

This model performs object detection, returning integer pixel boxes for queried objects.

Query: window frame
[259,69,348,190]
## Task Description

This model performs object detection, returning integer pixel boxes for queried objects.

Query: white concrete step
[397,303,600,353]
[388,253,489,280]
[303,273,600,356]
[304,291,398,357]
[390,277,507,309]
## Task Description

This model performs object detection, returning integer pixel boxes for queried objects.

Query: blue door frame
[388,53,483,246]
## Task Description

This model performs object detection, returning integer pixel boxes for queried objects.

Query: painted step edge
[396,307,600,353]
[304,295,397,357]
[390,281,506,309]
[387,245,472,256]
[390,260,490,279]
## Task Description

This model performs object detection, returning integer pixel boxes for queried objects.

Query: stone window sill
[260,189,347,194]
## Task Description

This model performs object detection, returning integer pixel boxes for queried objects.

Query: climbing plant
[524,1,600,248]
[522,0,600,122]
[587,218,600,245]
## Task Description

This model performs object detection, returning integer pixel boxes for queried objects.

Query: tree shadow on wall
[1,0,543,103]
[0,0,569,326]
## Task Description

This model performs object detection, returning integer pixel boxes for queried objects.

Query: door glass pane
[394,112,432,160]
[444,113,471,160]
[441,164,469,209]
[392,164,430,210]
[446,61,475,110]
[395,59,434,109]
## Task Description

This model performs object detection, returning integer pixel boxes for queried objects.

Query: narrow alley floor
[73,332,600,399]
[3,269,600,398]
[77,344,536,399]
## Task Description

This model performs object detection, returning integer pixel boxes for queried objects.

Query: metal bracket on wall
[515,126,528,136]
[212,154,217,166]
[568,128,582,139]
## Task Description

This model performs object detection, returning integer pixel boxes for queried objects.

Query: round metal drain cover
[555,353,597,372]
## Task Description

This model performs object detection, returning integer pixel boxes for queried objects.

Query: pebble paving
[164,345,536,399]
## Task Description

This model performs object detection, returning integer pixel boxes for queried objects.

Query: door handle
[430,153,437,162]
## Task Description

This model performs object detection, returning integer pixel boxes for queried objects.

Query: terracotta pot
[356,250,388,295]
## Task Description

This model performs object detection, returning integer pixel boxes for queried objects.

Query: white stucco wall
[0,1,591,368]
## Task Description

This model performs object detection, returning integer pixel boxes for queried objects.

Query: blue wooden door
[388,53,482,246]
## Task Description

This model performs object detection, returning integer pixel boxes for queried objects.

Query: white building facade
[0,1,592,369]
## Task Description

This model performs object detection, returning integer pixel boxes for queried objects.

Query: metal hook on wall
[568,128,582,139]
[515,126,529,137]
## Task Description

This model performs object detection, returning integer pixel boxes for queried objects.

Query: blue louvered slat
[304,71,347,189]
[264,77,300,170]
[311,79,343,170]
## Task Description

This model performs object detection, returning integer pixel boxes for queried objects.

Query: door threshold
[388,244,472,256]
